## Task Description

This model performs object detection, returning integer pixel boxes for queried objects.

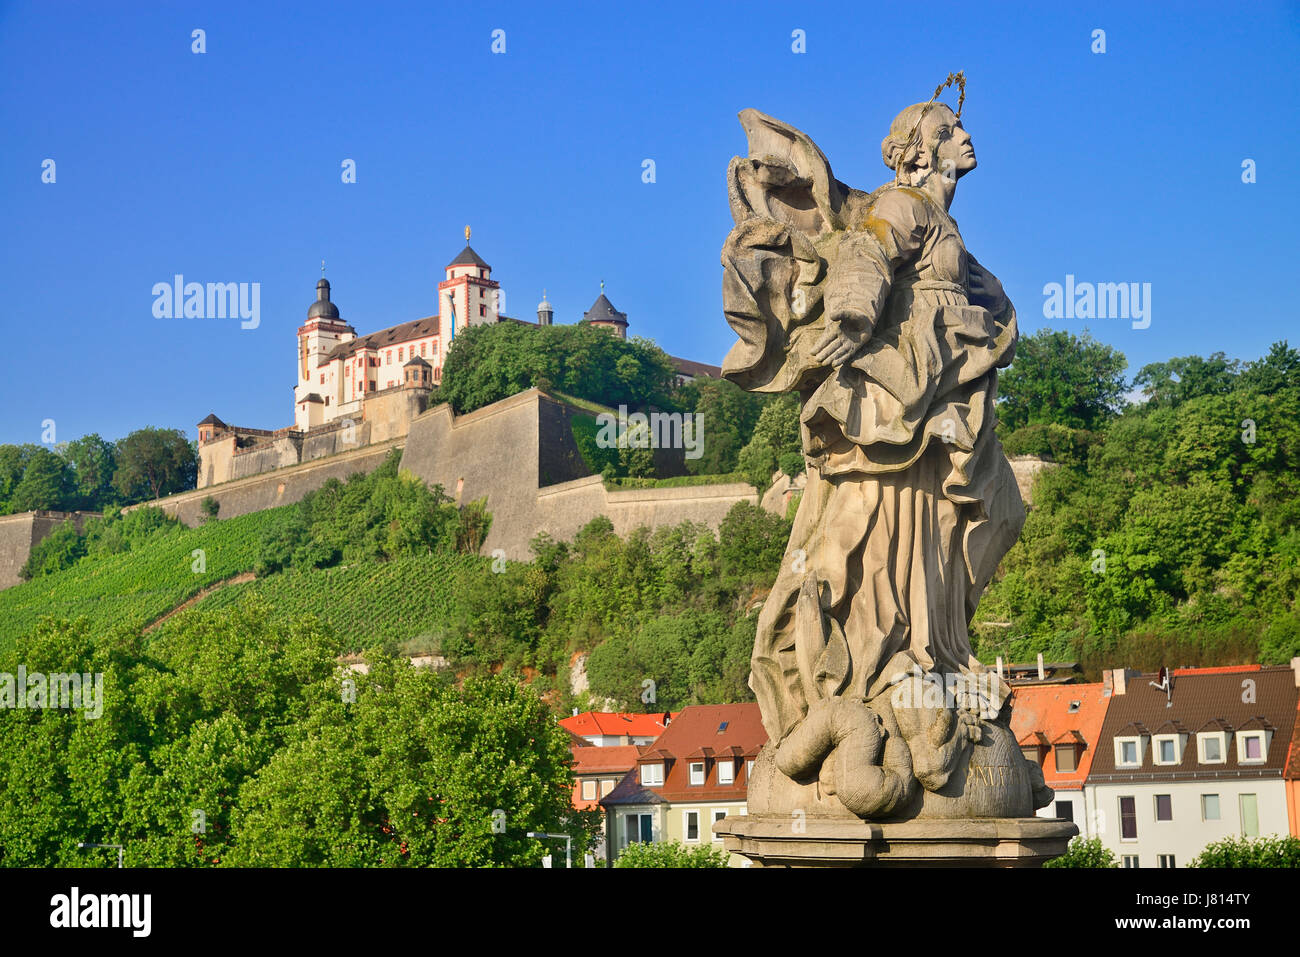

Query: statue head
[881,102,975,187]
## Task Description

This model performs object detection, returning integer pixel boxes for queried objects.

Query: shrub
[614,840,729,868]
[1043,836,1118,868]
[1189,835,1300,868]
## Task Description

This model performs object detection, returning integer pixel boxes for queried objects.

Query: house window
[1199,733,1225,764]
[684,810,700,843]
[600,779,616,797]
[1240,793,1259,837]
[1157,854,1176,869]
[712,809,728,842]
[689,762,705,786]
[1021,746,1042,765]
[623,813,653,847]
[1201,794,1220,821]
[1238,732,1266,763]
[1055,799,1073,822]
[640,763,664,787]
[1122,855,1139,868]
[718,761,735,785]
[1055,744,1077,773]
[1116,737,1141,767]
[479,304,486,316]
[421,343,427,356]
[1119,796,1137,840]
[1155,794,1173,821]
[1155,736,1178,765]
[319,374,324,384]
[581,780,597,801]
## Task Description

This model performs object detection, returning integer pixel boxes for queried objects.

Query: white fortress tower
[294,273,356,430]
[437,225,500,342]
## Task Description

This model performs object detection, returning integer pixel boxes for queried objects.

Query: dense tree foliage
[0,604,597,867]
[444,505,790,710]
[438,321,681,415]
[997,328,1128,433]
[0,428,196,516]
[979,339,1300,674]
[255,452,487,574]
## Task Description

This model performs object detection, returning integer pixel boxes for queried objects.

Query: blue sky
[2,0,1298,445]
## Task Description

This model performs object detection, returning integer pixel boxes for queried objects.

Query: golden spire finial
[600,279,605,293]
[465,225,471,243]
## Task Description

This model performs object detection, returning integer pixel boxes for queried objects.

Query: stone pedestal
[713,815,1077,867]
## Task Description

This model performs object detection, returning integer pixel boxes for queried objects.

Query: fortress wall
[1008,455,1055,506]
[365,390,426,444]
[301,420,373,463]
[0,511,99,590]
[124,438,404,526]
[400,392,545,561]
[130,389,764,565]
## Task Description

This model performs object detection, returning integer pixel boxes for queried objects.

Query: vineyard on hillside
[0,507,297,651]
[181,552,486,653]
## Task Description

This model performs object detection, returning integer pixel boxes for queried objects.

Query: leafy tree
[199,496,220,524]
[63,434,118,511]
[226,664,599,867]
[0,444,39,513]
[9,447,71,512]
[439,322,680,416]
[1043,836,1118,868]
[718,501,790,583]
[1190,835,1300,867]
[680,378,770,476]
[1134,352,1240,408]
[614,839,729,868]
[18,520,86,580]
[998,329,1127,432]
[111,427,197,502]
[736,393,801,490]
[1238,340,1300,394]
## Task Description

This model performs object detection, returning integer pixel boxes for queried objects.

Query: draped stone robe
[722,184,1024,745]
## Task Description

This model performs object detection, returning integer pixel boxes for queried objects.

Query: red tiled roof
[571,745,643,774]
[1090,665,1299,782]
[560,711,675,740]
[1008,682,1111,792]
[629,703,767,803]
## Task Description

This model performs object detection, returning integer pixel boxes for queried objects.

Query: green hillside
[0,507,296,651]
[186,552,485,653]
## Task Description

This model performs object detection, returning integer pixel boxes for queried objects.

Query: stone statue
[721,81,1055,829]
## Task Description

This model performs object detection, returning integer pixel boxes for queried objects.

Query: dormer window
[1115,736,1143,768]
[1237,731,1268,764]
[1198,732,1226,764]
[689,762,705,786]
[1152,734,1182,766]
[1054,743,1078,773]
[640,763,664,786]
[718,760,735,785]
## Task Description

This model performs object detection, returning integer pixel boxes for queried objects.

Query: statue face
[921,105,976,178]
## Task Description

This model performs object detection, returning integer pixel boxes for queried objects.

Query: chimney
[1037,653,1045,681]
[1292,656,1300,687]
[1104,668,1140,696]
[996,656,1004,681]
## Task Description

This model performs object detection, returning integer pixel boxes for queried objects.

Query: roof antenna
[1149,666,1172,708]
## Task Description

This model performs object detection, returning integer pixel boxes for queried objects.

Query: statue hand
[811,319,868,366]
[966,260,1006,311]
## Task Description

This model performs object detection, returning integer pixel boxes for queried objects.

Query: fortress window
[319,374,324,384]
[479,305,486,316]
[399,348,404,361]
[421,343,426,356]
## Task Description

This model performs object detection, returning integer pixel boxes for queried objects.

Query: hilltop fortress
[196,235,721,490]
